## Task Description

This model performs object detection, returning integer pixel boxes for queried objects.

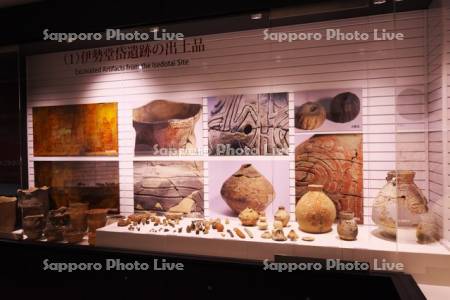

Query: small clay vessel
[274,206,290,227]
[329,92,360,123]
[221,164,275,214]
[416,213,440,244]
[23,214,45,240]
[287,229,299,241]
[273,220,283,230]
[68,202,89,233]
[296,184,336,233]
[257,215,268,230]
[238,208,259,226]
[261,231,272,239]
[295,102,326,130]
[44,208,69,242]
[337,211,358,241]
[0,196,17,233]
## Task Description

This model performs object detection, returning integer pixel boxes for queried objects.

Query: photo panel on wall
[132,99,203,156]
[294,89,362,133]
[208,160,290,219]
[208,92,289,156]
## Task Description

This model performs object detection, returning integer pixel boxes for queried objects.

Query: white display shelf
[96,218,450,264]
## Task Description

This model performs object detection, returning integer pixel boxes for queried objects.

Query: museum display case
[1,0,450,292]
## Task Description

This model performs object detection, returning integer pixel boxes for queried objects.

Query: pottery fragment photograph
[133,100,202,155]
[295,134,363,223]
[294,89,362,132]
[34,161,120,211]
[208,93,289,156]
[134,161,204,217]
[33,103,118,156]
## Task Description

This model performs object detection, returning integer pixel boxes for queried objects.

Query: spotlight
[373,0,387,4]
[149,26,159,33]
[251,13,263,20]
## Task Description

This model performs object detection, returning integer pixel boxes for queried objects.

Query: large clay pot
[68,202,89,233]
[372,170,428,237]
[133,100,202,154]
[329,92,360,123]
[220,164,275,214]
[0,196,16,233]
[295,134,363,223]
[23,214,45,240]
[295,102,326,130]
[296,184,336,233]
[17,187,50,218]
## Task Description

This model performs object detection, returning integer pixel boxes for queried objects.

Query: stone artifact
[17,186,50,218]
[133,100,202,154]
[134,161,204,217]
[416,213,440,244]
[44,208,69,242]
[274,206,290,227]
[23,214,45,240]
[337,211,358,241]
[227,229,234,238]
[34,161,120,210]
[257,214,268,230]
[295,134,363,222]
[296,185,336,233]
[272,228,287,241]
[208,93,289,156]
[261,231,272,239]
[215,222,224,232]
[221,164,275,214]
[244,227,254,238]
[302,236,315,242]
[68,202,89,233]
[238,208,260,226]
[234,228,246,239]
[372,170,428,237]
[33,103,118,156]
[287,229,299,241]
[0,196,17,233]
[329,92,360,123]
[86,209,107,245]
[295,102,326,130]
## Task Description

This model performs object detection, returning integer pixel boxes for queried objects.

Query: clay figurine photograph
[208,92,289,156]
[208,160,289,218]
[295,133,363,223]
[133,99,202,156]
[294,89,362,132]
[33,103,118,156]
[134,161,204,217]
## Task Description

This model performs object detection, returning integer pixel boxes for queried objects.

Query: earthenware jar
[68,202,89,233]
[17,186,50,218]
[133,100,202,153]
[372,170,428,237]
[416,213,439,244]
[274,206,290,227]
[337,211,358,241]
[295,102,326,130]
[44,208,69,242]
[23,214,45,240]
[238,208,259,226]
[296,184,336,233]
[257,213,268,230]
[221,164,275,214]
[0,196,17,233]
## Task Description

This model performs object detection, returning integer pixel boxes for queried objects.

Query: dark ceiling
[0,0,432,48]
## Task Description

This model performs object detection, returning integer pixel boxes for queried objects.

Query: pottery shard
[134,161,203,215]
[221,164,275,215]
[208,93,289,156]
[295,134,363,223]
[168,191,199,213]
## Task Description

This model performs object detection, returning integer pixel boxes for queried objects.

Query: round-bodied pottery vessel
[221,164,275,214]
[337,211,358,241]
[295,102,326,130]
[296,185,336,233]
[238,208,259,226]
[372,170,428,237]
[274,206,290,227]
